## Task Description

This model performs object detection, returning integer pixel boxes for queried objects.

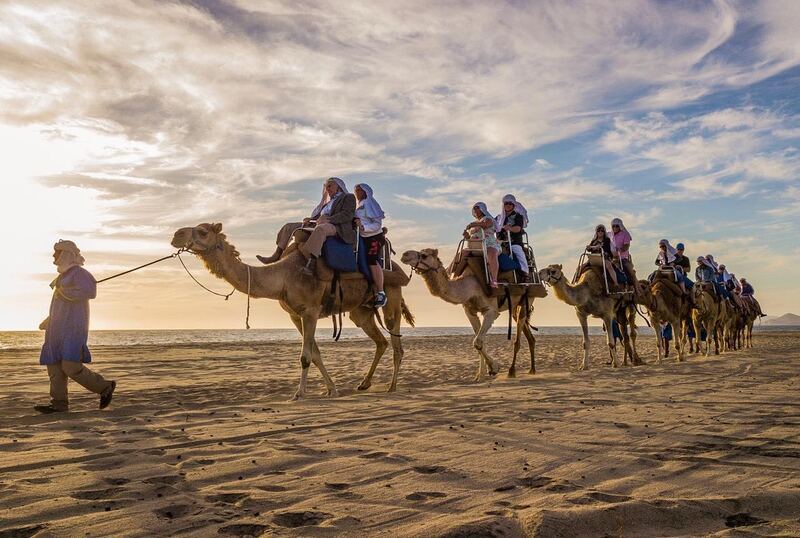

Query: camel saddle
[650,271,684,298]
[576,264,627,295]
[285,230,410,287]
[453,253,546,300]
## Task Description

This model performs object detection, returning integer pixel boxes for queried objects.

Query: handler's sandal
[100,381,116,410]
[34,404,66,414]
[374,291,388,308]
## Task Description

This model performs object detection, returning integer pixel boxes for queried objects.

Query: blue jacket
[39,266,96,365]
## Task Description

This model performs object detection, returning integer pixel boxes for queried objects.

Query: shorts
[363,233,386,265]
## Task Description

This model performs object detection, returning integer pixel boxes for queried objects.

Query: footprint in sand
[143,475,183,486]
[324,482,350,491]
[516,476,553,488]
[0,524,46,538]
[71,487,125,500]
[256,485,287,493]
[271,511,332,528]
[570,491,632,505]
[154,504,192,519]
[217,523,270,536]
[412,465,446,474]
[104,478,130,486]
[206,493,250,505]
[21,478,51,485]
[725,513,767,528]
[406,491,447,501]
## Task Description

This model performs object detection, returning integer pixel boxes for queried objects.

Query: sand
[1,332,799,537]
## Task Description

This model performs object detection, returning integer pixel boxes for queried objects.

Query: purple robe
[39,266,97,365]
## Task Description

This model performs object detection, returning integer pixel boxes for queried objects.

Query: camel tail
[401,299,416,327]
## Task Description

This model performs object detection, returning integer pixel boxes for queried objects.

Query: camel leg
[509,304,523,378]
[676,319,687,362]
[294,314,337,399]
[475,309,500,380]
[349,307,388,392]
[628,306,643,366]
[522,315,537,374]
[578,312,590,371]
[288,314,319,400]
[383,297,405,392]
[652,317,664,364]
[464,308,486,381]
[603,315,620,368]
[616,309,635,367]
[693,318,706,357]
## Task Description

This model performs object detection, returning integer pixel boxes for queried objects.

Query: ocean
[1,325,796,351]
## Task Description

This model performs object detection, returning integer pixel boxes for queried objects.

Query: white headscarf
[354,183,385,219]
[705,254,719,271]
[658,239,677,265]
[54,240,85,274]
[495,194,529,232]
[719,264,732,282]
[472,201,492,219]
[310,177,348,218]
[609,217,631,255]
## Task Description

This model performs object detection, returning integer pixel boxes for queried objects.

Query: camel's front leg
[578,311,590,371]
[676,319,687,362]
[294,313,338,399]
[383,299,405,392]
[464,307,487,381]
[474,308,500,380]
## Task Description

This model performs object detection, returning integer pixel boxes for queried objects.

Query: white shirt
[355,205,383,237]
[320,192,342,216]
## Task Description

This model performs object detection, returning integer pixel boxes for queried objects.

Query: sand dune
[1,332,799,537]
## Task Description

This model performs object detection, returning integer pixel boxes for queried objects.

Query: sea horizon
[2,324,797,351]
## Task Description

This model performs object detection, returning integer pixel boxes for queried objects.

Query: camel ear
[211,223,223,233]
[431,249,439,258]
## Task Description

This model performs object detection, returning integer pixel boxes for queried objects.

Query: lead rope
[176,252,236,300]
[246,264,251,330]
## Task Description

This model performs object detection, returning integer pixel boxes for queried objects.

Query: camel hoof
[386,385,397,393]
[507,369,516,378]
[357,382,372,391]
[528,369,536,375]
[290,391,304,401]
[325,388,339,397]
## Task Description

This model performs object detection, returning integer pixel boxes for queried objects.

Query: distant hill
[763,313,800,326]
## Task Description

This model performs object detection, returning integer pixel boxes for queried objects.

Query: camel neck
[551,277,584,307]
[199,242,284,300]
[422,267,465,305]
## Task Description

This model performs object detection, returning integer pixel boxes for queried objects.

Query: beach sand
[1,332,799,537]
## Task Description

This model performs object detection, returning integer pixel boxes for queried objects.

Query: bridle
[409,256,440,275]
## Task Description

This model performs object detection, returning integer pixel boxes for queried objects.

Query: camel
[741,301,757,349]
[691,282,721,356]
[538,264,635,370]
[171,223,415,399]
[400,248,543,380]
[636,275,691,363]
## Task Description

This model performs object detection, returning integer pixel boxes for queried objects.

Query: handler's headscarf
[495,194,529,232]
[657,239,677,265]
[310,177,348,218]
[354,183,385,219]
[54,240,85,275]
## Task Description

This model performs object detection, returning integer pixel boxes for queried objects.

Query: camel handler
[257,177,353,265]
[35,240,116,414]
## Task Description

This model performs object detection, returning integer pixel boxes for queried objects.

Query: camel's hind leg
[382,292,405,392]
[578,312,590,371]
[349,307,388,392]
[603,315,621,368]
[509,303,523,378]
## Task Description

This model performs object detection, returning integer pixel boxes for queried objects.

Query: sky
[1,0,799,330]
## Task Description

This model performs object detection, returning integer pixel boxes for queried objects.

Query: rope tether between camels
[92,248,252,329]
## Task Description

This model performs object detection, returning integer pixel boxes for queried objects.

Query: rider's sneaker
[374,291,388,308]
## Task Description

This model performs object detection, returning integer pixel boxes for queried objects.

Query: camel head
[400,248,443,273]
[171,222,225,252]
[538,264,564,285]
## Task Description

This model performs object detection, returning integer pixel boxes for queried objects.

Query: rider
[354,183,387,308]
[653,239,688,295]
[674,243,694,293]
[739,277,766,317]
[610,217,635,282]
[299,178,357,276]
[495,194,530,279]
[257,177,352,265]
[465,202,501,288]
[586,224,618,286]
